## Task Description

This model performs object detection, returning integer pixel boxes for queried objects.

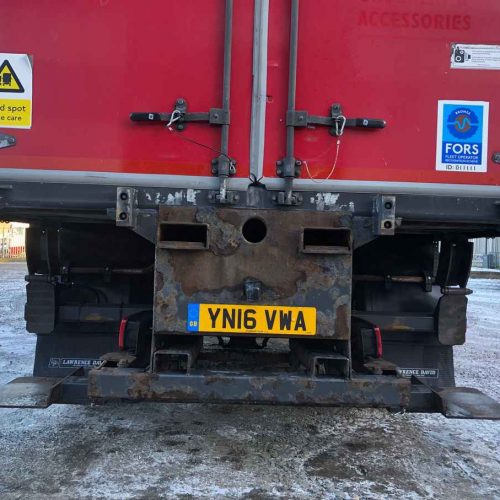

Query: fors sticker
[436,100,489,173]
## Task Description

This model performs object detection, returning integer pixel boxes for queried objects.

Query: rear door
[264,0,500,189]
[0,0,253,182]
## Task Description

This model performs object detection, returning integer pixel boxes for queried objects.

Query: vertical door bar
[286,0,299,163]
[215,0,235,202]
[276,0,301,205]
[220,0,233,158]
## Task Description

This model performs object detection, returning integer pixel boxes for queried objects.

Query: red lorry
[0,0,499,418]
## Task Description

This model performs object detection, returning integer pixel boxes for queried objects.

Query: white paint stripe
[250,0,269,178]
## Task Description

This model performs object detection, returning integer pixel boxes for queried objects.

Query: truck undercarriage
[0,182,499,419]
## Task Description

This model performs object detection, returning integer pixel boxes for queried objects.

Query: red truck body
[1,0,499,192]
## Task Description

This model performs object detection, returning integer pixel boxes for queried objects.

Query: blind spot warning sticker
[436,100,489,173]
[0,53,33,129]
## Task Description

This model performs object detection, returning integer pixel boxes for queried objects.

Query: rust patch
[335,305,350,340]
[155,271,164,293]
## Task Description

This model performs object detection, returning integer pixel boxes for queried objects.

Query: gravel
[0,262,499,499]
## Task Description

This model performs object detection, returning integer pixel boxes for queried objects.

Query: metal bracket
[208,190,240,205]
[211,155,237,177]
[435,240,473,288]
[0,368,84,409]
[114,187,157,243]
[412,377,500,420]
[153,338,202,375]
[441,286,473,296]
[0,134,16,149]
[423,274,433,293]
[373,195,396,236]
[209,108,230,126]
[116,187,138,228]
[290,340,350,378]
[210,155,238,204]
[274,158,303,206]
[272,190,303,206]
[276,157,302,178]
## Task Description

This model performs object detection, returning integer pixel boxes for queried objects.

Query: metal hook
[166,109,182,129]
[335,115,347,137]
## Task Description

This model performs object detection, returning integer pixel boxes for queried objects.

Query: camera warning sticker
[0,53,33,129]
[436,100,489,173]
[451,44,500,70]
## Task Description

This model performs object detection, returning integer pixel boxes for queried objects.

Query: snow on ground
[0,262,498,499]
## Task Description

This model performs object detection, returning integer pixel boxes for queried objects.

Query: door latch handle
[286,103,386,136]
[330,103,386,135]
[130,98,229,131]
[344,117,387,130]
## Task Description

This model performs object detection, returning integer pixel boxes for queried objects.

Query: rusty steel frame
[1,370,498,419]
[87,367,411,408]
[153,206,353,339]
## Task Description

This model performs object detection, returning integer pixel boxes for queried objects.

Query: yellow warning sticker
[0,60,25,93]
[0,99,31,127]
[0,53,32,129]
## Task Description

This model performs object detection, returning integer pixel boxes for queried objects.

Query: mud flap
[0,368,83,408]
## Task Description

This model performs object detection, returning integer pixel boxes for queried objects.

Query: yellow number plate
[187,304,316,335]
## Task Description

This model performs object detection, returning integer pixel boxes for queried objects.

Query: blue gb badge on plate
[436,100,489,173]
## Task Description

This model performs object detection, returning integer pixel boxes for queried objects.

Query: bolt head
[119,212,128,221]
[295,160,302,167]
[176,124,185,131]
[276,160,283,166]
[8,137,15,144]
[277,168,282,176]
[211,168,218,175]
[119,192,128,201]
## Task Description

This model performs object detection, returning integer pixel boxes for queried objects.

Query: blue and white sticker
[436,100,489,173]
